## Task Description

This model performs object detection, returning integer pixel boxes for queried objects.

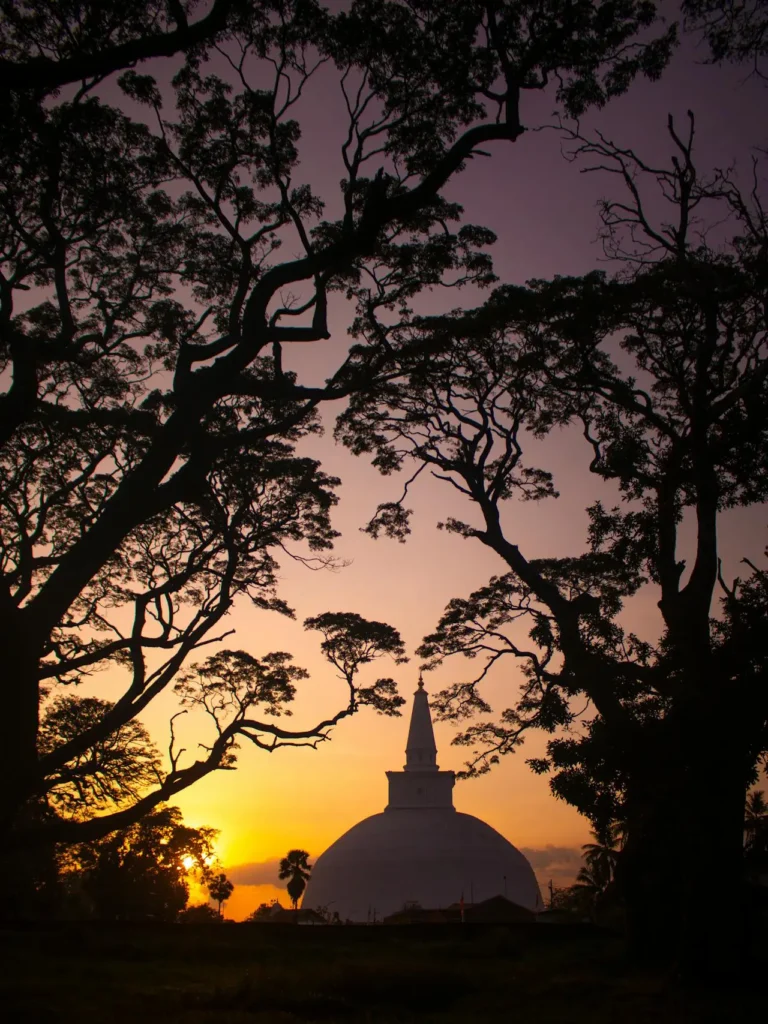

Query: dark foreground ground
[1,921,764,1024]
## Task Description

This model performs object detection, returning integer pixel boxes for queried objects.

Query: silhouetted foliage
[37,695,162,817]
[303,611,408,714]
[582,825,623,883]
[745,787,768,880]
[0,1,675,853]
[1,811,60,920]
[175,613,407,756]
[544,828,623,922]
[279,848,312,910]
[684,0,768,75]
[179,902,222,923]
[0,0,236,92]
[80,805,217,921]
[208,871,234,917]
[547,866,613,922]
[339,115,768,972]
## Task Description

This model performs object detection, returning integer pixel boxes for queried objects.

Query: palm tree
[744,789,768,881]
[568,824,625,923]
[278,850,312,911]
[207,873,234,919]
[745,789,767,837]
[567,863,609,922]
[581,825,623,885]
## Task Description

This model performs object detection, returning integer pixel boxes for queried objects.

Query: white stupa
[302,676,543,921]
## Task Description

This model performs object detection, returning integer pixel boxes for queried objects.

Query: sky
[52,9,768,920]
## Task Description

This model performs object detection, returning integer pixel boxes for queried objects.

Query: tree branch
[0,0,234,92]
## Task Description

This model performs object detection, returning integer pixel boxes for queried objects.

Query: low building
[250,906,326,925]
[383,895,536,925]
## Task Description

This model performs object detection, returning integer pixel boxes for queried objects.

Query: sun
[182,855,196,870]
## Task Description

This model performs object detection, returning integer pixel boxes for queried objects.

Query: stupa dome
[302,676,542,922]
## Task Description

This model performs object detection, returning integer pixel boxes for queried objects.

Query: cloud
[226,858,285,886]
[520,845,583,885]
[520,845,582,869]
[228,847,584,889]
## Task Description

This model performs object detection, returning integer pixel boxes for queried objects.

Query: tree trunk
[677,734,747,979]
[620,717,747,979]
[620,748,684,965]
[0,626,40,837]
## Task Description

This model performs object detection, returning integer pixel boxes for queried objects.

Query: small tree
[581,826,623,884]
[247,899,283,921]
[546,834,621,923]
[207,872,234,918]
[279,849,312,910]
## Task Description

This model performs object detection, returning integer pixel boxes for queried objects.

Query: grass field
[1,922,763,1023]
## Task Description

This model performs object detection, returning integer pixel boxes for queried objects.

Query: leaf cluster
[37,694,162,817]
[77,804,218,921]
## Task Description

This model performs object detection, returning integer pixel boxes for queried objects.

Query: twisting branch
[0,0,235,92]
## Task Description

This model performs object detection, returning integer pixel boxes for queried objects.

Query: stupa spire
[404,672,438,772]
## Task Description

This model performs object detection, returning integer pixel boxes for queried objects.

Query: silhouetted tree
[207,872,234,918]
[684,0,768,74]
[546,831,622,922]
[582,826,622,883]
[339,116,768,972]
[179,902,221,923]
[175,612,406,753]
[1,812,60,920]
[745,788,768,830]
[0,1,674,852]
[0,0,237,92]
[37,695,162,817]
[279,849,311,910]
[81,805,217,921]
[247,899,283,920]
[571,862,610,911]
[745,788,768,880]
[2,693,163,917]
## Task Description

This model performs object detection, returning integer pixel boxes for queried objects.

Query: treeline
[7,805,234,923]
[551,792,768,926]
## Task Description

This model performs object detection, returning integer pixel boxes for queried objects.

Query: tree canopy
[207,871,234,916]
[37,694,162,817]
[0,1,236,91]
[79,804,218,921]
[0,1,676,850]
[684,0,768,74]
[279,847,312,909]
